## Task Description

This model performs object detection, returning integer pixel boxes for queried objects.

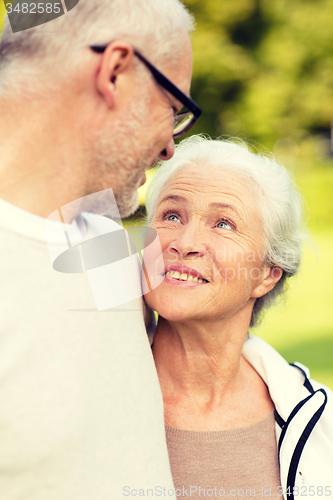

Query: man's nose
[158,138,175,161]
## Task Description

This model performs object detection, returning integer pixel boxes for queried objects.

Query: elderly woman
[143,136,333,499]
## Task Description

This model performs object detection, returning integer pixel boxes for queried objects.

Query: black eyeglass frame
[90,45,201,138]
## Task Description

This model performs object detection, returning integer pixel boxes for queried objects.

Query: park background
[1,0,333,388]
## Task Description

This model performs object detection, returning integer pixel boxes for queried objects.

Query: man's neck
[0,95,89,220]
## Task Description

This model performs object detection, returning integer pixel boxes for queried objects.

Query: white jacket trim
[242,335,333,500]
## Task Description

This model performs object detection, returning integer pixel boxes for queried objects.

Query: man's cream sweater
[0,198,175,500]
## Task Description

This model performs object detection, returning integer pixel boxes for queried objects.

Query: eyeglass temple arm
[90,45,201,119]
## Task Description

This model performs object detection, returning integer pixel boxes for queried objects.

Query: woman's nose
[158,138,175,161]
[169,227,207,259]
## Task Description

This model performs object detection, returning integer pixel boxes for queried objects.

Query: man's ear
[251,267,284,299]
[96,41,135,109]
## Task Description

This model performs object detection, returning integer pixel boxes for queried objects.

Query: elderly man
[0,1,200,499]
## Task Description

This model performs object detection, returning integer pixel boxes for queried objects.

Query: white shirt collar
[0,197,87,243]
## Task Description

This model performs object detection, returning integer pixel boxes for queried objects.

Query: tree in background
[184,0,333,156]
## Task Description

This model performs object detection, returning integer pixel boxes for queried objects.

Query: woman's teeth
[165,271,207,283]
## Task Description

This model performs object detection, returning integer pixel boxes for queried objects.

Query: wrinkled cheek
[218,263,252,283]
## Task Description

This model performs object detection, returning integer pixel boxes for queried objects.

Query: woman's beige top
[166,412,281,499]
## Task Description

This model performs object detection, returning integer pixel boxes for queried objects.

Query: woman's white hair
[0,0,194,88]
[146,135,308,327]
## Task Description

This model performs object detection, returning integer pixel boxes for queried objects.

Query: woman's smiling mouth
[163,265,210,285]
[165,270,208,283]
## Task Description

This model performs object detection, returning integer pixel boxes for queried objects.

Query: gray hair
[0,0,194,89]
[146,135,308,327]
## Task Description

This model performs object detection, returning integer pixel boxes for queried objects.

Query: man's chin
[115,190,140,219]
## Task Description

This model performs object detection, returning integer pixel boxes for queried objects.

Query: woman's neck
[152,316,273,431]
[153,316,248,403]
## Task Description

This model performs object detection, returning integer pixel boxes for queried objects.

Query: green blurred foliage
[183,0,333,151]
[295,162,333,233]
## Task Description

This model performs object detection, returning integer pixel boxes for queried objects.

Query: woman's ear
[96,41,135,109]
[251,267,284,298]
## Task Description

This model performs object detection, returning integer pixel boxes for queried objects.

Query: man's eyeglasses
[90,45,201,138]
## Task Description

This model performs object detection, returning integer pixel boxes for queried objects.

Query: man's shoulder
[82,213,123,237]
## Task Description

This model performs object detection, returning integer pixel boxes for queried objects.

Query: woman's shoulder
[242,334,333,415]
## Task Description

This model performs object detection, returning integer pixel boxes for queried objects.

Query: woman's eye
[217,220,233,230]
[166,214,180,222]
